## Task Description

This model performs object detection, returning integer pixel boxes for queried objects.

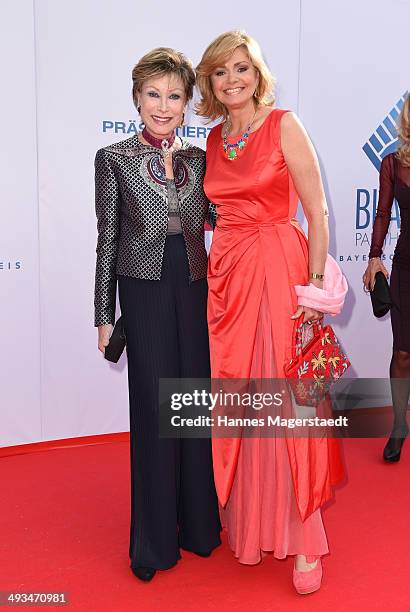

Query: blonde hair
[132,47,195,108]
[195,31,275,120]
[396,92,410,167]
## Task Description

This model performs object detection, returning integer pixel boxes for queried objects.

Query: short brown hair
[132,47,195,109]
[195,31,275,121]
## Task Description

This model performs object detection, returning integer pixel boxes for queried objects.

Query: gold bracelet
[310,273,324,280]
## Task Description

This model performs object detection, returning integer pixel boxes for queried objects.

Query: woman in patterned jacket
[94,48,220,582]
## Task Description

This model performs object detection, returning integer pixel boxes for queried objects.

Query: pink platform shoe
[293,558,323,595]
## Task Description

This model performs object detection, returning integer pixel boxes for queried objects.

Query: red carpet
[1,438,409,611]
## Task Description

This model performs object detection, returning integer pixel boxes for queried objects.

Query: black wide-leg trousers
[118,235,221,570]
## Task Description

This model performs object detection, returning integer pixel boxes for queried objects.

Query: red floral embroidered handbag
[284,316,350,407]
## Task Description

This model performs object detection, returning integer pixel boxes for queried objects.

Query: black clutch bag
[370,271,392,318]
[104,316,126,363]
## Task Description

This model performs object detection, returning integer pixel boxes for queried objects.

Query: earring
[254,79,259,99]
[180,112,185,127]
[137,104,141,113]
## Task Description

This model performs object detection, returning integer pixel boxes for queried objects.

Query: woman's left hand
[291,305,324,324]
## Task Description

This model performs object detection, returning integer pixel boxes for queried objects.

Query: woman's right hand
[98,324,113,354]
[362,257,389,291]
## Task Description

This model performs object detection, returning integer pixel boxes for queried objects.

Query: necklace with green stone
[222,108,258,161]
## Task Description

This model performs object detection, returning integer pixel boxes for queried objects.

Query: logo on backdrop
[0,260,22,271]
[101,120,212,140]
[362,92,408,171]
[340,91,408,265]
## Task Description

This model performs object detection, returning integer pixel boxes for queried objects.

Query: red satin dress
[204,109,343,564]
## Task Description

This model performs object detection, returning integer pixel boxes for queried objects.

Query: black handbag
[104,316,126,362]
[370,271,392,318]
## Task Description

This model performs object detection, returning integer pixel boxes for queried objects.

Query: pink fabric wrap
[295,254,348,315]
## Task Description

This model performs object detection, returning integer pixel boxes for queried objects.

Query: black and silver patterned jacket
[94,134,216,326]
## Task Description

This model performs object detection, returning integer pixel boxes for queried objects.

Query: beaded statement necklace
[142,127,176,158]
[222,108,258,161]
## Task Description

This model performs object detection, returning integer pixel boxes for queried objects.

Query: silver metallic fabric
[94,135,217,326]
[166,178,183,235]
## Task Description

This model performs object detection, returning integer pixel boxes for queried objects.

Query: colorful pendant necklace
[222,108,258,161]
[142,127,176,158]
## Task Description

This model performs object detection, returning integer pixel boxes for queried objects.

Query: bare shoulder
[280,111,307,136]
[250,106,275,131]
[280,112,315,157]
[258,105,275,121]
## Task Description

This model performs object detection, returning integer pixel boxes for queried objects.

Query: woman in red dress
[196,31,346,594]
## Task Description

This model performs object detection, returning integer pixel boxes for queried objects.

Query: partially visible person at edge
[196,30,348,595]
[363,92,410,463]
[94,47,221,582]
